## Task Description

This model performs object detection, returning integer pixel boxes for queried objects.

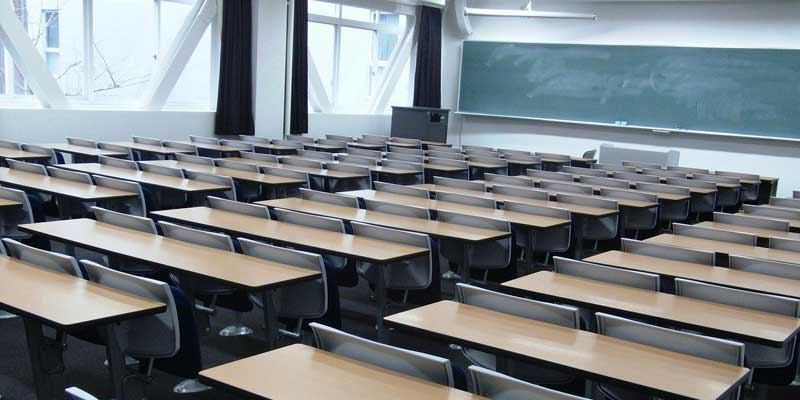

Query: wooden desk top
[113,142,193,155]
[0,168,137,201]
[42,143,128,157]
[646,234,800,265]
[141,160,307,186]
[58,163,230,193]
[466,161,507,169]
[696,221,800,241]
[0,254,165,331]
[257,198,509,243]
[504,176,691,202]
[586,251,800,299]
[338,190,571,229]
[408,185,618,217]
[503,271,800,347]
[0,148,52,160]
[19,219,320,290]
[222,157,368,179]
[152,207,429,263]
[176,141,242,153]
[386,301,750,400]
[201,344,484,400]
[539,158,572,164]
[0,198,22,208]
[505,159,542,166]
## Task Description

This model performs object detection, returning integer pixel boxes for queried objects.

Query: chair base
[441,271,462,281]
[173,379,211,394]
[218,324,254,337]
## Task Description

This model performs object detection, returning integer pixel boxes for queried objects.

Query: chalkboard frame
[456,40,800,143]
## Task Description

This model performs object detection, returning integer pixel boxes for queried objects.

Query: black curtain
[413,6,442,108]
[290,0,309,134]
[215,0,255,135]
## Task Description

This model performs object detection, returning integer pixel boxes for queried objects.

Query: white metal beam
[0,2,68,108]
[141,0,217,109]
[370,23,414,114]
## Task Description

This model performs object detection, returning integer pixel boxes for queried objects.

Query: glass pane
[92,0,155,104]
[377,13,402,62]
[165,24,211,109]
[309,0,338,17]
[337,26,374,113]
[308,22,334,99]
[386,57,411,113]
[341,5,373,22]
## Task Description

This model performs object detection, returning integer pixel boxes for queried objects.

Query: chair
[694,173,741,210]
[208,196,270,219]
[540,181,593,196]
[47,166,92,184]
[66,137,97,148]
[162,141,198,155]
[282,157,324,190]
[98,142,134,159]
[427,157,470,181]
[260,167,310,197]
[296,149,335,161]
[484,173,534,188]
[380,160,424,185]
[315,139,348,152]
[596,311,745,400]
[742,204,800,222]
[310,322,454,386]
[503,153,542,175]
[65,388,99,400]
[215,158,264,202]
[327,163,372,192]
[621,160,663,170]
[391,137,422,148]
[3,238,82,277]
[336,155,377,167]
[504,201,571,268]
[562,166,606,177]
[218,139,254,152]
[345,147,383,159]
[388,146,424,156]
[469,366,588,400]
[673,223,756,246]
[386,152,425,164]
[21,143,61,165]
[436,191,496,209]
[374,181,430,198]
[713,212,790,232]
[158,221,252,337]
[287,134,315,144]
[326,134,355,142]
[457,284,580,385]
[238,238,327,340]
[675,278,800,384]
[666,177,718,218]
[465,149,502,158]
[526,170,573,182]
[770,237,800,253]
[717,171,761,204]
[93,176,147,217]
[730,255,800,280]
[554,257,660,290]
[613,171,659,184]
[0,139,21,149]
[99,155,138,171]
[599,188,659,239]
[634,182,691,226]
[794,190,799,199]
[434,176,486,192]
[492,185,549,201]
[0,187,35,240]
[184,171,236,203]
[641,167,686,179]
[667,165,709,174]
[580,176,630,189]
[429,150,465,161]
[556,193,619,251]
[621,239,715,265]
[463,144,493,151]
[592,163,636,174]
[188,135,220,145]
[300,188,359,208]
[8,159,47,175]
[769,197,800,210]
[274,209,349,278]
[468,156,508,179]
[364,199,430,219]
[437,211,511,281]
[428,144,460,153]
[350,222,433,303]
[46,166,94,218]
[176,153,214,166]
[139,164,188,209]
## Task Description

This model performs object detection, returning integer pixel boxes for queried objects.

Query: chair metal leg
[173,379,211,394]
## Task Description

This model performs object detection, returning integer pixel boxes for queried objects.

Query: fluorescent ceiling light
[464,1,597,20]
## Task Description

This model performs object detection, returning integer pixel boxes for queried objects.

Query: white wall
[308,113,392,140]
[252,0,289,139]
[442,0,800,196]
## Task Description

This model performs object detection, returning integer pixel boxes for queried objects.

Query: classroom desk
[502,271,800,347]
[58,163,230,194]
[339,162,423,179]
[385,301,750,400]
[696,221,800,241]
[221,157,370,189]
[149,207,428,336]
[739,211,800,231]
[113,142,194,157]
[0,148,52,163]
[303,143,348,152]
[176,141,243,155]
[645,234,800,265]
[0,254,165,400]
[347,141,386,151]
[247,142,300,154]
[0,167,137,201]
[0,198,21,208]
[257,197,510,243]
[471,181,660,209]
[140,160,308,189]
[487,176,691,202]
[42,143,128,159]
[200,344,484,400]
[385,141,420,149]
[585,250,800,299]
[18,218,320,349]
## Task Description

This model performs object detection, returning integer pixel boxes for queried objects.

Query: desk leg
[23,319,55,400]
[375,265,388,343]
[461,245,472,283]
[526,231,537,274]
[573,216,585,260]
[262,289,278,350]
[104,324,128,400]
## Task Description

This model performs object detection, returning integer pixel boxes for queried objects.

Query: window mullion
[83,0,93,100]
[332,23,341,112]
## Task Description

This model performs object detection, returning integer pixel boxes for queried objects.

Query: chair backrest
[694,173,741,185]
[770,237,800,253]
[374,181,429,198]
[642,167,686,179]
[188,135,219,145]
[300,188,359,208]
[621,239,715,265]
[540,180,594,195]
[504,201,570,220]
[596,312,744,367]
[612,171,659,183]
[65,388,100,400]
[592,163,636,173]
[260,167,310,186]
[562,166,606,177]
[554,257,660,291]
[3,239,82,278]
[468,155,507,167]
[98,142,133,157]
[769,197,800,210]
[351,220,431,251]
[238,136,270,144]
[391,137,422,146]
[287,134,315,144]
[80,260,180,358]
[673,223,756,246]
[675,278,800,318]
[484,173,533,188]
[310,322,454,386]
[437,210,510,234]
[46,166,92,184]
[273,139,305,149]
[381,160,423,172]
[491,184,549,201]
[139,163,185,178]
[99,155,139,170]
[667,165,709,174]
[326,164,370,183]
[158,221,234,251]
[742,204,800,221]
[598,188,658,203]
[92,176,147,216]
[428,157,469,169]
[465,149,501,158]
[365,199,430,219]
[535,152,571,161]
[713,212,790,232]
[388,146,424,156]
[621,160,662,170]
[436,192,496,209]
[208,196,270,219]
[238,151,280,164]
[131,136,163,146]
[0,139,21,150]
[0,187,34,228]
[20,144,59,164]
[91,207,157,234]
[282,157,323,169]
[462,144,493,151]
[457,283,579,328]
[634,182,691,196]
[337,155,377,166]
[274,209,346,233]
[469,366,588,400]
[317,139,348,148]
[665,177,717,189]
[296,149,335,161]
[215,159,262,172]
[579,176,630,189]
[434,176,485,192]
[326,134,354,142]
[428,150,465,160]
[345,147,383,159]
[497,148,531,156]
[428,144,460,153]
[730,255,800,280]
[503,153,541,163]
[184,171,235,200]
[793,190,799,199]
[67,137,97,148]
[175,153,215,166]
[386,152,424,164]
[218,139,254,151]
[358,137,388,146]
[7,159,47,175]
[526,169,573,182]
[555,193,618,210]
[162,140,198,153]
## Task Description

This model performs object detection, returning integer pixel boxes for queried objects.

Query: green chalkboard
[458,41,800,140]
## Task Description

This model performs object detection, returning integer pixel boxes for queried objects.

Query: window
[43,10,59,49]
[308,1,414,114]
